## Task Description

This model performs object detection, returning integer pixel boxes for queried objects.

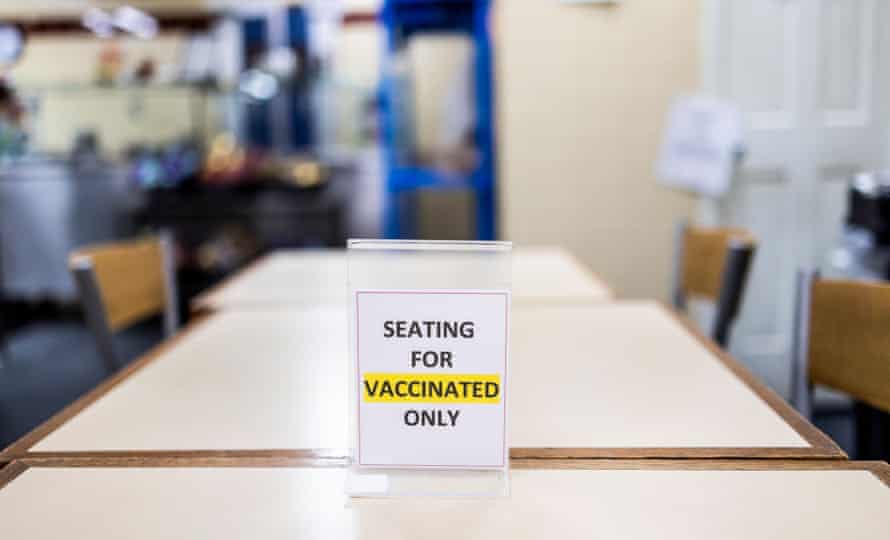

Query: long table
[191,246,613,311]
[1,459,887,539]
[1,301,841,461]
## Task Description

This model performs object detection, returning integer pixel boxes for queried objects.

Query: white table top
[192,246,613,311]
[2,463,888,539]
[22,302,826,457]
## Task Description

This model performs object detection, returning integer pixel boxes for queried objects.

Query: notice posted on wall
[657,95,743,198]
[354,290,509,470]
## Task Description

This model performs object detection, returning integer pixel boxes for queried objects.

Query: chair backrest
[69,233,178,369]
[672,221,757,347]
[792,271,890,419]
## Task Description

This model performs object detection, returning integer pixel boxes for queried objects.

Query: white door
[700,0,890,397]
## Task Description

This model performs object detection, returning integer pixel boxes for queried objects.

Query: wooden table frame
[2,459,888,492]
[0,305,843,464]
[190,249,616,314]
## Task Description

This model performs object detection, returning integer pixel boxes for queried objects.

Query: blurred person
[0,79,26,157]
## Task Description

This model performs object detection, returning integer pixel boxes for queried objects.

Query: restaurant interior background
[0,0,888,459]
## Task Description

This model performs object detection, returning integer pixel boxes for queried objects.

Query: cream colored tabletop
[1,462,888,539]
[192,246,612,311]
[7,301,837,459]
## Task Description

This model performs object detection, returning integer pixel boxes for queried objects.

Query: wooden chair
[671,221,757,347]
[791,271,890,424]
[69,233,179,370]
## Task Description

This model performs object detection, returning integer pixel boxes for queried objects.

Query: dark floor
[0,321,876,458]
[0,319,161,449]
[814,411,855,457]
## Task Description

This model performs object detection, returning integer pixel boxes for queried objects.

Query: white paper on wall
[657,95,743,198]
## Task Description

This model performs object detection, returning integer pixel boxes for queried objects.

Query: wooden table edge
[8,444,850,466]
[658,303,846,459]
[3,459,887,491]
[1,302,844,463]
[0,460,28,489]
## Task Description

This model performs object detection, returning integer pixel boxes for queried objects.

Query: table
[191,246,613,311]
[1,460,887,539]
[2,301,840,461]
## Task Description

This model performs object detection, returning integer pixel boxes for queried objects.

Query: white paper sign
[354,289,509,469]
[657,95,743,197]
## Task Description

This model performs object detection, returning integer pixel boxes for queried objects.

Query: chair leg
[671,220,688,311]
[0,326,8,368]
[712,243,755,348]
[0,304,8,367]
[854,401,875,459]
[71,262,120,371]
[854,400,890,460]
[883,412,890,462]
[159,230,180,337]
[791,270,817,417]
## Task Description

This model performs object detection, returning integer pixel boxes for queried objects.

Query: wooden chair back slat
[682,227,754,300]
[70,237,165,332]
[808,278,890,414]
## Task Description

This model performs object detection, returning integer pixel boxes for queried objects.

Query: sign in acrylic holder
[346,239,512,497]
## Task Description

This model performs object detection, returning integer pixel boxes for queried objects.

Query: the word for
[411,350,452,368]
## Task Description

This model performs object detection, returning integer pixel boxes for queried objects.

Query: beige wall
[407,34,473,156]
[9,34,201,156]
[495,1,699,301]
[329,23,382,147]
[332,25,381,90]
[11,34,186,87]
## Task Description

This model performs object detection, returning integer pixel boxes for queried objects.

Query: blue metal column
[379,0,497,240]
[472,0,495,240]
[241,17,272,148]
[380,5,404,238]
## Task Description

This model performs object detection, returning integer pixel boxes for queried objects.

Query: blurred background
[1,1,888,458]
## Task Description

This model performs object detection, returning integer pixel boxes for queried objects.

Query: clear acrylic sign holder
[346,239,512,498]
